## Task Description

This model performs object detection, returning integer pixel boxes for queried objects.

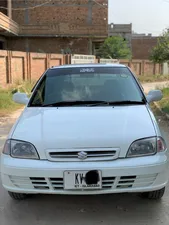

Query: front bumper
[1,153,168,195]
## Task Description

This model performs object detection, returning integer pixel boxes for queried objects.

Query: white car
[1,64,168,200]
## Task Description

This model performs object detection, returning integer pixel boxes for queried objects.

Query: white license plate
[64,170,102,190]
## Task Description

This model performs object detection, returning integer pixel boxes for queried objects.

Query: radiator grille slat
[47,149,119,162]
[49,178,64,190]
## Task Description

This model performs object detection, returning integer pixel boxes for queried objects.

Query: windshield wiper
[42,100,110,107]
[41,100,145,107]
[108,100,145,105]
[42,100,145,107]
[89,100,145,106]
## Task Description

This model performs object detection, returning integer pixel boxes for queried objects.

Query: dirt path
[0,108,23,125]
[142,81,169,93]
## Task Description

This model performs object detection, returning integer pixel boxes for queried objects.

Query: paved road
[0,108,169,225]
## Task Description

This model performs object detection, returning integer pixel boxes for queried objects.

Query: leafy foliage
[150,29,169,63]
[97,36,132,59]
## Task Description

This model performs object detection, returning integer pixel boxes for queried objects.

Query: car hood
[12,106,156,158]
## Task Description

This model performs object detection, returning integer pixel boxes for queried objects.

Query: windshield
[29,67,144,107]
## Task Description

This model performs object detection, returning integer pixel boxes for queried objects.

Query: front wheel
[139,187,165,200]
[8,192,29,200]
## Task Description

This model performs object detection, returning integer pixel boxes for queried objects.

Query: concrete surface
[0,93,169,225]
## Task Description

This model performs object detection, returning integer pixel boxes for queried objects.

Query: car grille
[102,177,115,189]
[46,148,120,162]
[9,174,157,191]
[49,178,64,190]
[30,177,49,190]
[117,176,137,189]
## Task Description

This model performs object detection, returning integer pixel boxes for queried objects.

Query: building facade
[0,0,19,48]
[132,35,158,59]
[108,24,159,60]
[0,0,108,54]
[108,23,132,49]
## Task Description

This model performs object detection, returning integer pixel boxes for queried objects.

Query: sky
[108,0,169,35]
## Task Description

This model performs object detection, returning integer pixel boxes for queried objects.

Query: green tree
[97,36,132,59]
[150,29,169,63]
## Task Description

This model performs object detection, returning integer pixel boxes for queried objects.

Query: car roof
[50,63,126,69]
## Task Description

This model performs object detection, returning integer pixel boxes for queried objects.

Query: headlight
[127,137,166,158]
[3,139,39,160]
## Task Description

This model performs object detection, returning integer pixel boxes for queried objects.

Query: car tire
[8,191,29,200]
[140,187,165,200]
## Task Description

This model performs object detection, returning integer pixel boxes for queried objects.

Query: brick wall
[0,50,163,88]
[120,59,162,75]
[0,50,64,87]
[4,1,108,54]
[12,0,108,36]
[6,37,91,54]
[132,37,158,59]
[0,50,8,85]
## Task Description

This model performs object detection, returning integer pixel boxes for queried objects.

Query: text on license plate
[64,170,102,190]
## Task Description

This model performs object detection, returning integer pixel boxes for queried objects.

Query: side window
[31,77,46,105]
[31,76,44,92]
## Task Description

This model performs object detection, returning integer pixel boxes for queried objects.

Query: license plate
[64,170,102,190]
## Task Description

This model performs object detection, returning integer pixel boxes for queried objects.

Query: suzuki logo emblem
[78,151,87,160]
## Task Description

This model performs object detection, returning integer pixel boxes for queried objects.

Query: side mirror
[146,90,163,103]
[13,92,29,105]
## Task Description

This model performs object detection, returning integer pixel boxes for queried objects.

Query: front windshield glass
[29,67,144,106]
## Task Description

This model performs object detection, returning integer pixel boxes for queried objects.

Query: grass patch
[138,74,169,83]
[0,81,35,117]
[0,89,21,116]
